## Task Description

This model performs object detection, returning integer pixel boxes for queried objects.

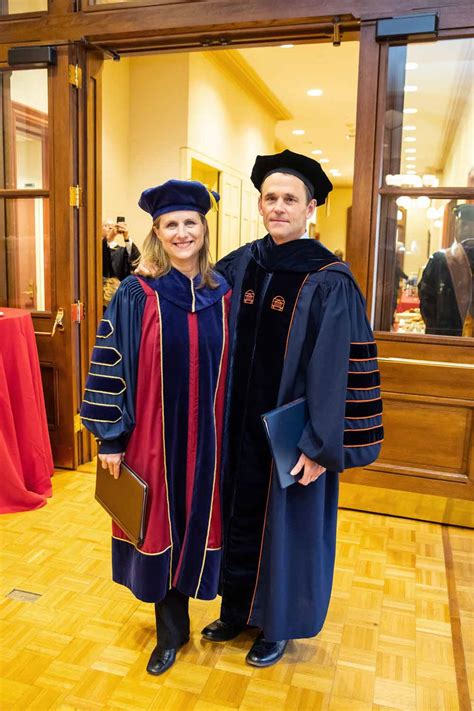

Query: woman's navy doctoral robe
[215,236,383,641]
[81,270,231,603]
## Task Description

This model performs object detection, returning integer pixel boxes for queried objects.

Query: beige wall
[102,55,190,249]
[187,53,276,178]
[442,79,474,187]
[316,188,352,256]
[102,59,131,230]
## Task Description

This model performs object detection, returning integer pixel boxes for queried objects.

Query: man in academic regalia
[418,204,474,337]
[202,149,383,666]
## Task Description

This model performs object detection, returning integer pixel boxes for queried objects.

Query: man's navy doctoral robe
[81,270,231,603]
[215,236,383,641]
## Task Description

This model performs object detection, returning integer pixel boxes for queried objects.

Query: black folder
[261,397,309,488]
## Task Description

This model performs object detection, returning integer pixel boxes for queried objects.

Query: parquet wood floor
[0,464,472,710]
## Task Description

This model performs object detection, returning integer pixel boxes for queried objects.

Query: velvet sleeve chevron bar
[297,273,383,472]
[80,276,147,453]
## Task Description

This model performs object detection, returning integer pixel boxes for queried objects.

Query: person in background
[102,218,141,307]
[82,181,231,676]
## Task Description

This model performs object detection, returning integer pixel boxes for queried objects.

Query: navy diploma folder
[261,397,309,488]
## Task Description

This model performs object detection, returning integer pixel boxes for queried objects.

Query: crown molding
[204,50,292,121]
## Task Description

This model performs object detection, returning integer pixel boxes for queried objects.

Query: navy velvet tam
[251,149,333,205]
[138,179,220,221]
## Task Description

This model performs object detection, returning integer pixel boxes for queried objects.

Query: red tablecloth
[396,294,420,313]
[0,308,53,513]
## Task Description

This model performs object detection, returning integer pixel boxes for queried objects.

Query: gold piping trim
[344,438,384,448]
[190,278,196,313]
[112,536,172,556]
[195,295,226,597]
[90,346,122,367]
[347,369,380,374]
[318,261,342,271]
[347,385,381,391]
[156,291,174,587]
[97,319,114,339]
[346,396,381,403]
[344,424,383,432]
[345,412,383,420]
[81,399,122,423]
[85,372,126,396]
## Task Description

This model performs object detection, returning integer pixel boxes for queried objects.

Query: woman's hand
[98,452,124,479]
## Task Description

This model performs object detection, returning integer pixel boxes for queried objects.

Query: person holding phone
[82,180,231,675]
[102,216,141,307]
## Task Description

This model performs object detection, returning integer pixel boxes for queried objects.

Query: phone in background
[116,216,126,234]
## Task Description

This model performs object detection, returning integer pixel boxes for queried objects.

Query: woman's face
[154,210,205,269]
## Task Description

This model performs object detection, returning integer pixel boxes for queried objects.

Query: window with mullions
[374,38,474,337]
[0,0,47,14]
[0,69,51,311]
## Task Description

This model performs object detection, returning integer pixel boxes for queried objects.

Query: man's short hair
[260,172,315,205]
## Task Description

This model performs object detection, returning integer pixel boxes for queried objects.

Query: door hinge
[69,185,83,208]
[68,64,82,88]
[71,300,85,323]
[74,413,84,433]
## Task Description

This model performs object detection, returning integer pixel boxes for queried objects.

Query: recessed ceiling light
[329,169,341,176]
[403,125,416,131]
[280,44,294,48]
[405,62,418,70]
[407,170,417,175]
[307,88,323,97]
[405,148,417,153]
[311,149,323,155]
[404,137,416,142]
[320,158,330,163]
[403,108,418,114]
[404,85,418,92]
[292,129,305,135]
[406,156,416,161]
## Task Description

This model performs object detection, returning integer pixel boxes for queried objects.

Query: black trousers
[154,588,190,650]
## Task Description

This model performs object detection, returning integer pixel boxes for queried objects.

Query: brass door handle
[34,308,65,337]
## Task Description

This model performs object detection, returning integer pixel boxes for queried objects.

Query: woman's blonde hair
[136,213,218,288]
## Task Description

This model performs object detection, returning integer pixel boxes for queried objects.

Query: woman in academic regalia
[80,180,231,675]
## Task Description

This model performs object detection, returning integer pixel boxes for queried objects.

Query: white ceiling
[237,37,473,188]
[238,42,360,188]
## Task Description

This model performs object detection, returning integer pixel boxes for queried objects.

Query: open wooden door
[0,44,103,468]
[345,19,474,526]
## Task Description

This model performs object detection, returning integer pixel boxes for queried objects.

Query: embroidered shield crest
[244,290,255,305]
[271,296,285,312]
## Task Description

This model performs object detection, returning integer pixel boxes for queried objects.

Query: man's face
[258,173,316,244]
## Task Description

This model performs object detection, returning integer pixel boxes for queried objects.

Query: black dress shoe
[201,618,246,642]
[146,636,189,676]
[146,646,177,675]
[245,634,288,667]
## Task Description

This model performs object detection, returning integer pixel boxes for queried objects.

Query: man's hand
[98,452,124,479]
[290,453,326,486]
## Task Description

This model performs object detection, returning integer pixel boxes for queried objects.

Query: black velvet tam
[250,149,333,205]
[139,179,220,220]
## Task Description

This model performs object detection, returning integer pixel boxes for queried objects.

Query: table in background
[0,308,53,513]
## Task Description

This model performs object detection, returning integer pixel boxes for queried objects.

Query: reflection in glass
[419,203,474,337]
[0,198,51,311]
[1,69,49,189]
[383,39,473,189]
[376,198,474,337]
[0,0,47,13]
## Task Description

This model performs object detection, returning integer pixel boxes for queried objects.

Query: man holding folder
[202,149,383,666]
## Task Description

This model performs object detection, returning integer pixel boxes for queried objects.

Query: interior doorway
[100,41,359,266]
